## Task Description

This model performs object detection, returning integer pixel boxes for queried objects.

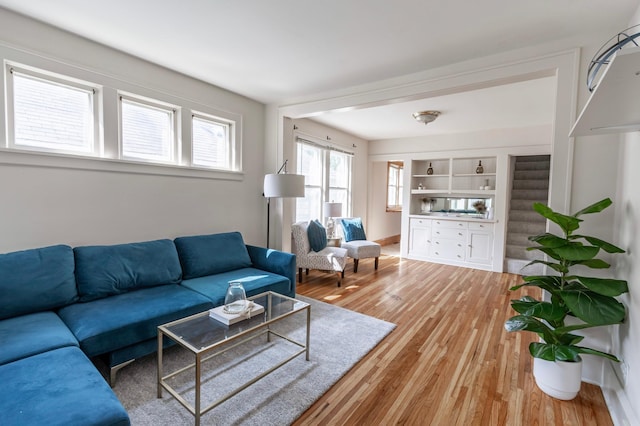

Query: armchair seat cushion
[341,240,381,259]
[0,312,78,365]
[304,246,348,272]
[0,346,130,426]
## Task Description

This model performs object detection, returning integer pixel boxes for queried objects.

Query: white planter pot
[533,357,582,400]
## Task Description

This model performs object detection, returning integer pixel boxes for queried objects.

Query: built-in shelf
[453,173,496,177]
[412,174,448,178]
[571,46,640,137]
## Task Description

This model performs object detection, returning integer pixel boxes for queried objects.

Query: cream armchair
[291,221,348,286]
[336,217,381,273]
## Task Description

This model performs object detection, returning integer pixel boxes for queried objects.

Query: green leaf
[574,276,629,297]
[505,315,556,343]
[553,243,599,261]
[582,236,625,254]
[528,233,567,248]
[527,246,563,261]
[524,259,568,274]
[573,258,611,269]
[529,342,581,362]
[573,198,612,217]
[559,290,627,325]
[533,203,582,234]
[510,297,567,322]
[574,346,620,362]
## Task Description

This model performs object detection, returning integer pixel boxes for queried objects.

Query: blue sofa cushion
[57,285,212,357]
[0,312,78,365]
[0,346,130,426]
[74,239,182,302]
[182,267,293,306]
[340,217,367,242]
[0,245,77,320]
[307,219,327,252]
[174,232,252,279]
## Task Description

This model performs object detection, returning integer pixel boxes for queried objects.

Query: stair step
[511,189,549,201]
[512,179,549,190]
[505,258,546,275]
[514,169,550,181]
[506,244,545,261]
[506,232,531,246]
[510,199,546,210]
[515,160,551,171]
[507,220,546,235]
[507,210,546,222]
[515,155,551,163]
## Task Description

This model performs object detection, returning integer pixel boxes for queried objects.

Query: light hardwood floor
[293,254,613,425]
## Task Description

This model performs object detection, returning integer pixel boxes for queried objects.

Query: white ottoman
[341,240,381,273]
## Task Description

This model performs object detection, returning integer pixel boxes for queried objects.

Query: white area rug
[112,296,396,425]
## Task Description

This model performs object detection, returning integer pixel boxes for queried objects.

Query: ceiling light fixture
[412,110,441,125]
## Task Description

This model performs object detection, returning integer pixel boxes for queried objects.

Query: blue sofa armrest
[246,245,296,296]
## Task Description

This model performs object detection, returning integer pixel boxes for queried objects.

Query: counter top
[409,213,497,223]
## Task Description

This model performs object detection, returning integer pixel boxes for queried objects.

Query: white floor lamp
[263,160,305,248]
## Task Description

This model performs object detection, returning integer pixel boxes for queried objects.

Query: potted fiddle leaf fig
[504,198,628,400]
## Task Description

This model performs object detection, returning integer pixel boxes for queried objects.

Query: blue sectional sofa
[0,231,296,426]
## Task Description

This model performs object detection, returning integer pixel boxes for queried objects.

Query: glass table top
[159,291,309,353]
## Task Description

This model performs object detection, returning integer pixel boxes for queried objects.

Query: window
[387,161,403,212]
[295,138,353,223]
[120,94,178,163]
[192,112,234,170]
[2,60,242,180]
[6,64,99,155]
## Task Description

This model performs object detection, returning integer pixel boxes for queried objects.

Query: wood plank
[293,255,613,425]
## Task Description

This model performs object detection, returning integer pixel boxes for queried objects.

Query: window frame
[295,137,353,223]
[191,110,236,171]
[5,62,102,156]
[386,161,403,212]
[118,92,180,165]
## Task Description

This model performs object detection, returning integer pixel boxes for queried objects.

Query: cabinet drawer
[430,239,466,260]
[468,222,493,231]
[433,220,467,229]
[432,227,467,240]
[410,218,431,228]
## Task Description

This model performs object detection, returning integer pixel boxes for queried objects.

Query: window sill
[0,148,244,181]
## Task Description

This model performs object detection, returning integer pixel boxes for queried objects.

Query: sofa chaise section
[0,346,130,426]
[57,239,213,382]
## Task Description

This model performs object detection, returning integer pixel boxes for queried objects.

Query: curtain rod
[295,136,354,156]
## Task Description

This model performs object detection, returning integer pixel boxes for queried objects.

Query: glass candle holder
[224,281,247,314]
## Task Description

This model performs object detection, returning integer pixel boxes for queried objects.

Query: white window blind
[120,96,176,163]
[192,114,232,169]
[10,69,95,154]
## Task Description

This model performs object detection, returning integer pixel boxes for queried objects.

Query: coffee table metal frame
[157,291,310,425]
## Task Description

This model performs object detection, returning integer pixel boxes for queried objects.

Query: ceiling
[0,0,637,140]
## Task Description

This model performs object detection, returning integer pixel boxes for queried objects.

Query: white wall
[611,132,640,425]
[0,8,267,252]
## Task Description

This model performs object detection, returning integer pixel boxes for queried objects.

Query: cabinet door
[409,224,431,257]
[467,231,493,264]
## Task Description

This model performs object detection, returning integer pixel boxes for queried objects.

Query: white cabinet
[467,222,494,264]
[408,218,431,258]
[407,216,494,270]
[430,220,467,262]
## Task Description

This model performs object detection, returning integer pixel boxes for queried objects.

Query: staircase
[505,155,550,274]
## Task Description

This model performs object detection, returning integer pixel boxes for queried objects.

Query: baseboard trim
[601,362,639,426]
[375,234,400,246]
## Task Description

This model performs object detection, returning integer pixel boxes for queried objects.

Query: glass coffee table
[157,291,310,425]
